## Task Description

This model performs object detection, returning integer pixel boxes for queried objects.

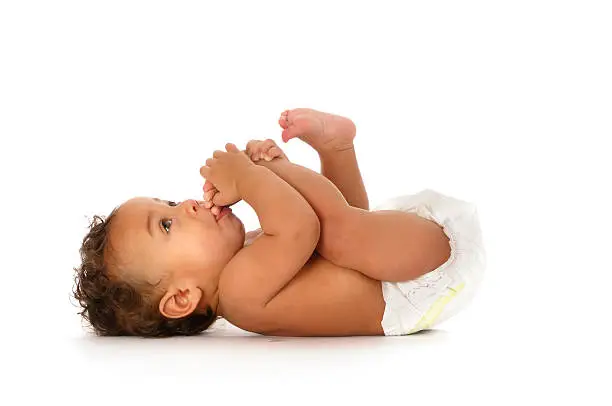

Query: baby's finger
[267,146,282,158]
[225,143,239,153]
[246,140,259,153]
[205,158,215,166]
[199,165,210,178]
[262,139,276,149]
[261,140,275,155]
[204,189,217,202]
[212,150,225,158]
[203,180,215,192]
[246,142,260,160]
[211,205,221,216]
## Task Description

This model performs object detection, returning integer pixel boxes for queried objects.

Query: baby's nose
[182,199,198,210]
[182,199,208,213]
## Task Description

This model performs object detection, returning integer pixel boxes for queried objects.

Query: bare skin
[243,109,451,283]
[204,109,451,336]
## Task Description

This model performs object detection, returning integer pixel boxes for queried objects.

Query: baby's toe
[278,115,290,129]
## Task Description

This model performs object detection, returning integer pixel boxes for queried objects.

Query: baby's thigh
[317,208,451,282]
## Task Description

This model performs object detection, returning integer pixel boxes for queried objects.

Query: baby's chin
[223,211,246,241]
[235,214,246,237]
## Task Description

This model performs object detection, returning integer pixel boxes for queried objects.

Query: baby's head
[73,197,245,337]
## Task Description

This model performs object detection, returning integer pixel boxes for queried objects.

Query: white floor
[10,289,609,405]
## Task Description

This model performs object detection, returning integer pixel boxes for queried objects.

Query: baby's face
[108,197,245,287]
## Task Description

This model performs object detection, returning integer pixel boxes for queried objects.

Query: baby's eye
[168,201,177,206]
[161,218,173,233]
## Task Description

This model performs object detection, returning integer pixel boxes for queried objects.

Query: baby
[73,108,486,337]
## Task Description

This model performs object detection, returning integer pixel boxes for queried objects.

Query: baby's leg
[323,207,452,282]
[319,147,369,210]
[256,159,451,282]
[279,108,369,210]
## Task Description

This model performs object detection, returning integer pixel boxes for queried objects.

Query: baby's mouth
[216,206,232,221]
[196,200,231,222]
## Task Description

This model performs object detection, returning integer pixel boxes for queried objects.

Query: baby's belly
[261,252,386,336]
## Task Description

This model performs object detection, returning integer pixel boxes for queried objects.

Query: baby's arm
[253,158,351,226]
[221,165,320,328]
[250,158,363,262]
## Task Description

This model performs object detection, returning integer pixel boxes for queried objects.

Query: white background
[1,0,610,404]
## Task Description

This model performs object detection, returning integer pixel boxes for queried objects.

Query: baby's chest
[254,253,386,336]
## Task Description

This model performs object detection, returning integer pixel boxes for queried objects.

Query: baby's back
[259,251,386,336]
[226,231,386,336]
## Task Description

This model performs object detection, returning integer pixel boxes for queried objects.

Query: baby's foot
[278,108,356,154]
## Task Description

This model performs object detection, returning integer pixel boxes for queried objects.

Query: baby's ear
[159,285,203,319]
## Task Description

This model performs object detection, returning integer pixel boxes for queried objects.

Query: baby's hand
[199,143,254,208]
[246,139,289,163]
[201,180,222,216]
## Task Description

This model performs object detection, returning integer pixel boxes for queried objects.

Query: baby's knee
[315,209,357,264]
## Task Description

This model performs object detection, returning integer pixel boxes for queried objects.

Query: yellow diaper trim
[408,282,465,334]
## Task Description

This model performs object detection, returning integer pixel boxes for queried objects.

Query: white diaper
[372,188,487,335]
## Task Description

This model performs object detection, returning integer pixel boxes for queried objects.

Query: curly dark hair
[72,208,219,337]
